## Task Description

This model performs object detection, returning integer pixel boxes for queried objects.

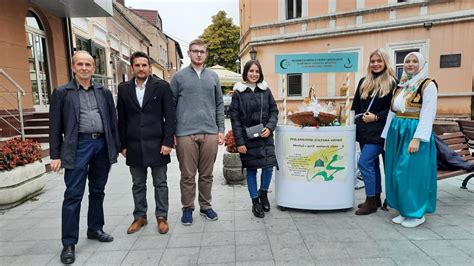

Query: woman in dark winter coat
[229,60,279,218]
[351,48,397,215]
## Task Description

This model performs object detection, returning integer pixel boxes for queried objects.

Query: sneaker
[354,178,365,190]
[181,208,193,226]
[391,215,406,224]
[401,216,425,228]
[200,208,218,221]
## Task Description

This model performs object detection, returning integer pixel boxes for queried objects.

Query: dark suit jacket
[117,76,176,167]
[49,79,120,169]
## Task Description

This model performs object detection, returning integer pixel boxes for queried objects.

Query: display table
[275,125,356,210]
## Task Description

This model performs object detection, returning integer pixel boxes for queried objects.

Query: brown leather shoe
[157,217,169,234]
[127,217,147,234]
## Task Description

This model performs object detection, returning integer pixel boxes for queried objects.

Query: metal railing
[0,69,25,140]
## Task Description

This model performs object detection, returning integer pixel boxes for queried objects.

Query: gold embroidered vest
[393,78,437,119]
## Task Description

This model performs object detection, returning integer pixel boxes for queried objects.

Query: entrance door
[25,11,51,110]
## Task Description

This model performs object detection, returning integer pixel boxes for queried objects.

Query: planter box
[0,161,47,210]
[223,152,246,184]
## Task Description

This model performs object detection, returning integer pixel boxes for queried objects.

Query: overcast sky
[125,0,240,65]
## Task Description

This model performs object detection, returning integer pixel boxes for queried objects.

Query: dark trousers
[130,165,168,219]
[62,137,111,246]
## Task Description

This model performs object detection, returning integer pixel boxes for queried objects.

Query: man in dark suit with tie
[117,51,176,235]
[49,51,120,264]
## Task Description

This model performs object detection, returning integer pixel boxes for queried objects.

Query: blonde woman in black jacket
[351,48,397,215]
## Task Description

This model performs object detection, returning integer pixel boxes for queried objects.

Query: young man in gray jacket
[170,39,225,225]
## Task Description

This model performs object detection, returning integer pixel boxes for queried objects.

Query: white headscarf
[398,52,428,91]
[393,52,429,113]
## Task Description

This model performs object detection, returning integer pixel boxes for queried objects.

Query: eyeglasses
[190,50,207,55]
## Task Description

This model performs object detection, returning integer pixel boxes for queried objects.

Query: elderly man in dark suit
[117,51,176,235]
[49,50,120,264]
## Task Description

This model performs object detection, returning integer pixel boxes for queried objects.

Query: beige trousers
[176,134,218,209]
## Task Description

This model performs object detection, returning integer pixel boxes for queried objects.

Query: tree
[200,11,240,73]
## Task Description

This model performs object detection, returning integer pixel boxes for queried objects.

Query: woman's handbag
[245,93,264,139]
[246,123,264,139]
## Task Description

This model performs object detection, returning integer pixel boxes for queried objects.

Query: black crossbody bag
[245,93,264,139]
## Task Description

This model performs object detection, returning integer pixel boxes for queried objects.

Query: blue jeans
[358,143,383,197]
[62,137,111,246]
[246,166,273,199]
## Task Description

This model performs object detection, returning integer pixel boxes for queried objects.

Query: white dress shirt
[135,77,148,108]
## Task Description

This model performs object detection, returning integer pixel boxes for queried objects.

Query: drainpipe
[64,17,73,79]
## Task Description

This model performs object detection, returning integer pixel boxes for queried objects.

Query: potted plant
[223,129,245,184]
[0,138,46,209]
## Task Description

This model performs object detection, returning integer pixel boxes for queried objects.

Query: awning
[209,65,242,86]
[31,0,113,17]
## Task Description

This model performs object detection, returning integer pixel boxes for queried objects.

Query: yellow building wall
[239,0,474,116]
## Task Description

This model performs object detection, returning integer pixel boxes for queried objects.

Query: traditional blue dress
[382,79,438,218]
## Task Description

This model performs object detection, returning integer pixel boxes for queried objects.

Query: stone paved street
[1,120,473,265]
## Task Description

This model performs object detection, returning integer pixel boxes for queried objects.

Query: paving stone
[235,231,269,246]
[315,257,396,266]
[85,250,128,264]
[11,253,57,265]
[121,249,165,264]
[159,247,200,265]
[198,245,235,264]
[201,231,235,247]
[236,244,273,262]
[168,232,202,248]
[270,243,312,263]
[412,239,470,258]
[131,234,169,250]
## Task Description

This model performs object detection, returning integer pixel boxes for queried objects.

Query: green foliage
[200,11,240,72]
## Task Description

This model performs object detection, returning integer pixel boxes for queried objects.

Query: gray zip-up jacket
[170,65,225,136]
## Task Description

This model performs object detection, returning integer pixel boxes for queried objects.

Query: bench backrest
[457,120,474,140]
[437,132,473,162]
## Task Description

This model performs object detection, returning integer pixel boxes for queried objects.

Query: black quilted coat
[229,82,279,170]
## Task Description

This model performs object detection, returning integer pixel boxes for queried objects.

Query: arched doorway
[25,10,51,110]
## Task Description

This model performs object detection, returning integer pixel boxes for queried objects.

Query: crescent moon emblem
[344,58,353,68]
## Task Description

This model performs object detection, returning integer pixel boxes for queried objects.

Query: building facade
[239,0,474,117]
[0,0,113,114]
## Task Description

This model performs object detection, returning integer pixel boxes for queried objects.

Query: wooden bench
[437,132,474,189]
[457,119,474,149]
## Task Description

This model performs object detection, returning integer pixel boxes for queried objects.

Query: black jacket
[117,76,176,167]
[351,77,395,145]
[49,80,120,169]
[229,82,279,169]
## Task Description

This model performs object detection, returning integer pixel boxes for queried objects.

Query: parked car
[223,94,232,117]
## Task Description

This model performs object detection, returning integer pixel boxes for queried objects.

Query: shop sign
[275,52,358,73]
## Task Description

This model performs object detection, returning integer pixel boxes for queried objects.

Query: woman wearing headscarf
[351,48,397,215]
[381,52,438,228]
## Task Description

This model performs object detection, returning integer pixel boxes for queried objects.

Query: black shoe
[87,229,114,242]
[60,245,75,264]
[259,189,270,212]
[252,198,265,218]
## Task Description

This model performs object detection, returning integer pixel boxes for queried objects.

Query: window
[287,73,302,96]
[286,0,302,20]
[395,49,419,79]
[92,43,106,76]
[75,36,90,52]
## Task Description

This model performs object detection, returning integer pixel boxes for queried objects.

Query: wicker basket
[288,111,337,126]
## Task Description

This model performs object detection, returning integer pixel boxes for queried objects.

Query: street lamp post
[249,46,257,60]
[235,58,240,73]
